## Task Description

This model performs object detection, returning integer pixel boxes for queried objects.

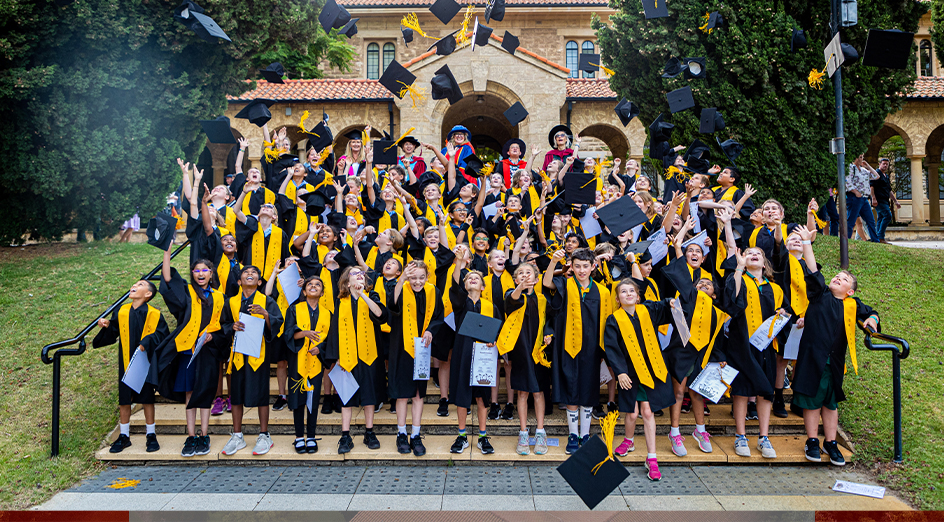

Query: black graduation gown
[549,276,606,407]
[220,290,284,408]
[230,174,276,218]
[792,271,877,403]
[185,215,221,266]
[503,288,551,394]
[448,284,498,408]
[407,237,455,362]
[92,303,170,405]
[234,216,289,274]
[387,285,444,399]
[712,186,756,220]
[326,293,389,407]
[602,302,676,412]
[722,272,779,398]
[282,302,327,411]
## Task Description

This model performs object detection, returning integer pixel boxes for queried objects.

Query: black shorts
[118,380,155,406]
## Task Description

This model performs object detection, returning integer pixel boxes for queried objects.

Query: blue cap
[447,125,471,141]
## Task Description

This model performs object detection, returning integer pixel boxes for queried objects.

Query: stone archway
[866,123,913,162]
[575,123,630,162]
[924,124,944,225]
[440,89,517,161]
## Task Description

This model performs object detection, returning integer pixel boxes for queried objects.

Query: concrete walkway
[37,464,911,512]
[889,240,944,249]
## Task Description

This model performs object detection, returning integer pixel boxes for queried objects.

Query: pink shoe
[210,397,224,416]
[645,458,662,481]
[614,438,635,457]
[224,397,232,412]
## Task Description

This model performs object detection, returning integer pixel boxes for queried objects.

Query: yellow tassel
[699,11,711,34]
[808,67,827,90]
[580,176,596,190]
[384,126,417,152]
[401,13,430,39]
[455,4,475,44]
[479,162,495,178]
[538,170,551,184]
[264,146,287,162]
[813,212,827,230]
[107,478,141,490]
[290,376,313,393]
[312,146,332,168]
[397,81,427,109]
[589,62,615,76]
[590,411,620,475]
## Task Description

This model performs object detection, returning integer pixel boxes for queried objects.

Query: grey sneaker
[253,433,274,455]
[221,433,246,456]
[757,436,777,459]
[668,433,687,456]
[692,430,713,453]
[734,435,751,457]
[516,432,530,455]
[534,432,549,455]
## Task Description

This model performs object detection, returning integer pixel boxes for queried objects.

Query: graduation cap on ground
[862,29,915,69]
[595,195,648,237]
[699,108,724,134]
[667,86,695,113]
[662,57,687,78]
[339,18,359,38]
[463,155,487,178]
[557,427,629,509]
[548,124,573,147]
[564,171,596,206]
[427,30,459,56]
[614,98,639,127]
[641,0,668,19]
[373,140,398,165]
[458,312,503,343]
[402,27,414,45]
[683,57,706,79]
[472,18,492,51]
[579,53,600,74]
[501,31,519,55]
[790,28,807,53]
[305,121,334,151]
[185,10,231,42]
[648,113,674,140]
[200,116,237,144]
[319,0,351,33]
[431,65,463,105]
[234,99,276,127]
[485,0,505,23]
[261,63,285,84]
[378,60,417,99]
[503,102,529,126]
[623,239,654,257]
[717,138,743,164]
[429,0,462,24]
[146,213,176,251]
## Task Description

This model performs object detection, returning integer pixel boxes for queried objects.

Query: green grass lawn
[0,237,941,509]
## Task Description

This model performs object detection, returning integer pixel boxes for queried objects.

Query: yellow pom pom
[401,13,430,39]
[808,67,827,90]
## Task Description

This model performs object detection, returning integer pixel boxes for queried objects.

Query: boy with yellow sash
[544,248,614,455]
[233,183,289,286]
[710,166,755,219]
[93,280,169,454]
[791,227,879,466]
[230,164,276,218]
[220,266,284,457]
[483,248,517,421]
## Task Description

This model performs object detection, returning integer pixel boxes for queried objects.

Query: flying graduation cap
[261,63,285,83]
[614,98,639,127]
[484,0,505,23]
[146,213,177,251]
[557,413,628,510]
[503,102,529,126]
[667,86,695,113]
[378,60,418,100]
[430,65,463,105]
[702,11,724,32]
[641,0,668,19]
[174,1,231,42]
[699,108,725,134]
[339,18,359,38]
[429,0,462,24]
[790,28,808,53]
[717,137,743,164]
[595,195,648,237]
[662,57,687,78]
[200,115,237,144]
[501,31,519,55]
[862,29,914,69]
[579,53,600,74]
[428,30,459,56]
[234,99,276,127]
[683,57,706,79]
[402,27,414,45]
[319,0,352,33]
[472,17,492,51]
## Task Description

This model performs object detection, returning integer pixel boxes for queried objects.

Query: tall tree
[931,0,944,66]
[0,0,354,244]
[595,0,926,219]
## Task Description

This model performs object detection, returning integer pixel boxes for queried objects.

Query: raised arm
[278,166,292,196]
[302,222,320,258]
[265,260,282,296]
[262,123,271,146]
[162,243,173,283]
[233,186,251,224]
[734,183,757,215]
[796,226,817,273]
[806,198,818,231]
[177,158,193,203]
[674,215,695,258]
[189,167,203,219]
[352,228,370,272]
[662,191,685,233]
[543,249,565,289]
[525,145,541,174]
[400,194,419,239]
[200,184,215,237]
[444,142,457,193]
[365,154,377,206]
[236,137,248,174]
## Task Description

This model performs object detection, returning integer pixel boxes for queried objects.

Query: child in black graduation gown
[93,280,169,453]
[790,226,879,466]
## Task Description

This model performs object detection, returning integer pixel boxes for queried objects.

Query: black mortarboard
[186,11,231,42]
[402,27,414,45]
[174,1,204,24]
[557,436,629,510]
[579,53,600,73]
[339,18,359,38]
[261,63,285,84]
[427,31,459,56]
[699,108,724,134]
[306,121,334,151]
[862,29,915,69]
[683,57,706,79]
[472,18,492,51]
[319,0,351,33]
[343,129,364,141]
[146,213,176,251]
[200,116,237,144]
[429,0,462,25]
[234,99,276,127]
[841,43,859,66]
[790,28,807,53]
[730,217,752,239]
[717,137,743,164]
[502,138,526,157]
[326,211,349,231]
[373,140,398,165]
[649,140,671,160]
[431,65,463,105]
[548,124,573,147]
[501,31,519,55]
[595,195,648,237]
[684,156,710,175]
[399,136,421,149]
[463,155,486,178]
[648,113,674,140]
[641,0,668,19]
[378,60,416,99]
[662,57,687,78]
[564,172,597,206]
[458,312,503,343]
[684,139,711,162]
[614,98,639,127]
[503,102,529,126]
[704,11,724,31]
[484,0,505,23]
[667,86,695,113]
[623,239,654,257]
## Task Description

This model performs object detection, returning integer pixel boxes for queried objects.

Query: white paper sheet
[599,360,613,385]
[689,362,732,404]
[306,389,314,414]
[121,348,151,394]
[750,314,791,351]
[445,313,456,331]
[681,229,710,256]
[187,331,208,368]
[783,324,803,360]
[629,223,644,243]
[832,480,885,499]
[412,337,432,381]
[647,229,668,265]
[328,363,359,404]
[690,202,702,234]
[277,262,302,306]
[579,206,603,238]
[234,313,265,359]
[483,202,500,219]
[658,324,674,351]
[670,298,691,346]
[470,342,499,387]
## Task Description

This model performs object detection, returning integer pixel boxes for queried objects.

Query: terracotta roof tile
[340,0,606,6]
[228,79,393,102]
[908,76,944,99]
[565,78,617,99]
[403,32,569,74]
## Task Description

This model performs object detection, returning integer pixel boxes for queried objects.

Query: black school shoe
[477,436,495,455]
[487,402,500,420]
[500,402,515,420]
[110,434,132,453]
[805,438,822,462]
[772,397,789,418]
[824,440,845,466]
[321,395,333,415]
[746,401,759,420]
[437,398,449,417]
[396,433,411,454]
[591,403,605,420]
[273,395,288,411]
[450,435,469,454]
[607,401,618,415]
[333,394,344,412]
[653,409,664,417]
[364,430,381,450]
[194,435,211,456]
[181,436,196,457]
[338,434,354,454]
[145,433,160,453]
[410,435,427,456]
[306,438,319,453]
[294,438,307,454]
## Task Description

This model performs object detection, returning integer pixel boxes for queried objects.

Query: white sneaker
[516,432,530,455]
[221,433,246,455]
[757,436,777,458]
[734,436,751,457]
[534,432,549,455]
[253,433,273,455]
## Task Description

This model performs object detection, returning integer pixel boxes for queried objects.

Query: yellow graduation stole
[442,265,457,317]
[366,248,404,273]
[285,180,315,202]
[118,303,161,371]
[420,248,438,287]
[338,295,379,371]
[228,291,268,372]
[219,205,237,235]
[843,298,859,375]
[742,275,784,352]
[175,286,224,352]
[402,283,436,357]
[346,204,364,226]
[564,278,612,358]
[688,291,715,351]
[497,289,550,367]
[612,306,666,388]
[444,222,461,249]
[422,200,440,224]
[700,309,729,369]
[688,263,713,283]
[787,255,809,317]
[314,244,331,264]
[378,208,404,233]
[713,185,738,277]
[217,254,239,293]
[374,276,393,333]
[291,210,311,244]
[512,185,540,215]
[250,224,284,278]
[319,267,335,314]
[294,302,330,382]
[483,270,515,316]
[241,187,275,215]
[749,224,788,248]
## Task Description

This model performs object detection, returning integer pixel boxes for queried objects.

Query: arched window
[566,41,578,78]
[367,43,380,80]
[581,40,595,79]
[919,39,933,77]
[383,43,396,73]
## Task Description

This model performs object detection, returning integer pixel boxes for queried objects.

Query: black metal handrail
[858,321,910,464]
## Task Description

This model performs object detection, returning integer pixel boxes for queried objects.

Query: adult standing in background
[845,154,880,242]
[870,158,900,244]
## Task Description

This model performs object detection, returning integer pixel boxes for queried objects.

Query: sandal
[294,438,306,454]
[306,438,319,454]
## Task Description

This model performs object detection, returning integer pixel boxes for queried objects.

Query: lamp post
[832,0,856,269]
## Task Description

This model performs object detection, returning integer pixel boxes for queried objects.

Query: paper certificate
[783,324,803,360]
[670,298,691,346]
[832,480,885,499]
[276,262,302,306]
[647,229,668,265]
[681,229,709,256]
[657,324,674,351]
[121,348,151,394]
[750,314,791,351]
[470,342,499,387]
[188,331,208,368]
[599,360,613,386]
[688,362,737,404]
[413,337,432,381]
[328,364,359,405]
[234,313,265,359]
[483,202,500,219]
[580,207,603,238]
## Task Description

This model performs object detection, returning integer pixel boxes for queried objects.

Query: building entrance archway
[441,93,517,162]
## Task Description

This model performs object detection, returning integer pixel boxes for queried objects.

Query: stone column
[910,155,926,226]
[207,143,232,188]
[928,163,941,225]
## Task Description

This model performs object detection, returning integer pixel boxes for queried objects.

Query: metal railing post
[51,354,61,458]
[892,350,903,463]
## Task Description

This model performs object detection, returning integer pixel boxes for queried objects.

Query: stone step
[96,434,852,465]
